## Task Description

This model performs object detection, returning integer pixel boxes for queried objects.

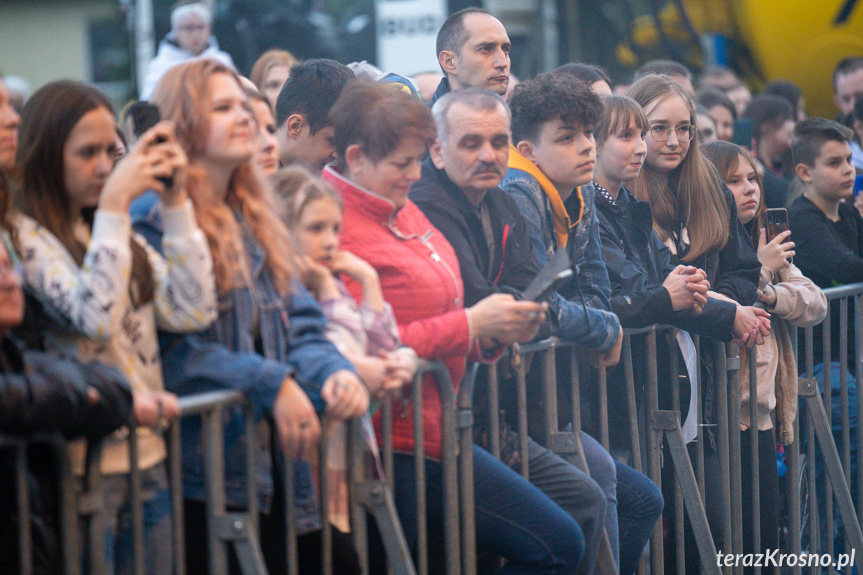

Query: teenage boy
[502,73,663,575]
[787,116,860,550]
[788,118,860,371]
[502,73,621,357]
[274,59,353,173]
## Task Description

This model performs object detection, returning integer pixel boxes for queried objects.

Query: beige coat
[739,263,827,444]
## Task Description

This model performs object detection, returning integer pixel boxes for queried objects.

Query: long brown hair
[16,80,154,304]
[627,74,729,261]
[150,59,294,295]
[702,140,765,249]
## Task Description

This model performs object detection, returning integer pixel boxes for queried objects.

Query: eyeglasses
[648,123,698,142]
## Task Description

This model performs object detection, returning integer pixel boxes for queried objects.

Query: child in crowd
[627,73,765,573]
[14,80,218,575]
[134,59,368,575]
[276,167,416,399]
[704,139,826,559]
[274,166,416,532]
[788,118,861,369]
[787,115,860,561]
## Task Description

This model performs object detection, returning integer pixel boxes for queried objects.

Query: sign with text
[375,0,447,76]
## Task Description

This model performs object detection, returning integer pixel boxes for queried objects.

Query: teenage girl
[14,80,217,575]
[703,139,826,558]
[626,73,766,571]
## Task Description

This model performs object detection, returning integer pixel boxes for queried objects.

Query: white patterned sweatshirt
[16,202,217,474]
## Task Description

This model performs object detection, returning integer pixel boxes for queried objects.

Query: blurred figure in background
[140,1,236,100]
[250,49,299,110]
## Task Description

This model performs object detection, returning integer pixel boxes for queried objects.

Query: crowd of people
[1,1,863,574]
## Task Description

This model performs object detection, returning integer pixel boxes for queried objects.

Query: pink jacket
[323,167,481,459]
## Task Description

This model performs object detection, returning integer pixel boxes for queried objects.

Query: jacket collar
[507,145,582,247]
[415,157,485,215]
[431,77,451,105]
[322,165,399,224]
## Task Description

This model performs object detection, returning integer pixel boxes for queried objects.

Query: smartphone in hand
[128,102,173,189]
[765,207,792,264]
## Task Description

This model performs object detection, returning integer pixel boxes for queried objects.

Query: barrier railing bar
[644,329,665,575]
[824,309,834,575]
[724,342,743,575]
[712,340,732,575]
[320,419,332,575]
[168,419,186,575]
[457,363,477,575]
[749,347,762,574]
[284,455,298,575]
[15,442,32,575]
[203,404,228,575]
[598,364,609,451]
[487,362,500,459]
[666,331,685,575]
[432,360,462,575]
[82,439,106,575]
[788,327,802,575]
[128,421,144,575]
[412,361,427,575]
[622,337,642,472]
[840,299,851,489]
[516,356,529,479]
[693,335,706,515]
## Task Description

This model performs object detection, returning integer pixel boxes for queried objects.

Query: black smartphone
[521,249,573,302]
[731,117,753,149]
[127,102,173,188]
[129,102,162,139]
[765,208,789,243]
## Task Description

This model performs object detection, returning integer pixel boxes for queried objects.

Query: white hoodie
[140,33,236,100]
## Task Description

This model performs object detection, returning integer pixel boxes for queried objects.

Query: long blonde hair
[151,59,294,294]
[627,74,729,261]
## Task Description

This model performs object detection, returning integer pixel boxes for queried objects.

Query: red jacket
[323,166,476,459]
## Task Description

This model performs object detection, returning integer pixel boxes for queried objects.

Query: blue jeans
[390,445,583,574]
[578,433,663,575]
[98,463,172,575]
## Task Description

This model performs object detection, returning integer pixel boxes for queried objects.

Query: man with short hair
[274,59,354,173]
[432,7,511,102]
[833,56,863,119]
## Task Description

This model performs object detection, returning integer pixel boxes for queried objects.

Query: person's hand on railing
[132,390,180,428]
[275,377,321,460]
[757,229,794,274]
[663,265,709,312]
[322,370,370,420]
[732,305,771,348]
[467,293,548,345]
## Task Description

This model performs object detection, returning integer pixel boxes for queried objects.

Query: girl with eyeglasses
[626,74,765,573]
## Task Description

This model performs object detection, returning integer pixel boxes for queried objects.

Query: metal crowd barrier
[7,284,863,575]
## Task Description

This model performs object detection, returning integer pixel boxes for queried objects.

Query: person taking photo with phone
[704,139,826,561]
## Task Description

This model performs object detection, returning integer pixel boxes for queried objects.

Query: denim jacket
[500,170,620,352]
[131,193,353,532]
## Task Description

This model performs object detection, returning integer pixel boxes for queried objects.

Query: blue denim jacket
[500,171,620,351]
[131,193,353,532]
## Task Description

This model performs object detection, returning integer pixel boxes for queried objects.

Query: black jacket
[0,336,133,439]
[665,184,761,307]
[595,186,736,340]
[410,158,541,306]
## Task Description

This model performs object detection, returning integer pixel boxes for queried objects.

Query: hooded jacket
[140,33,235,100]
